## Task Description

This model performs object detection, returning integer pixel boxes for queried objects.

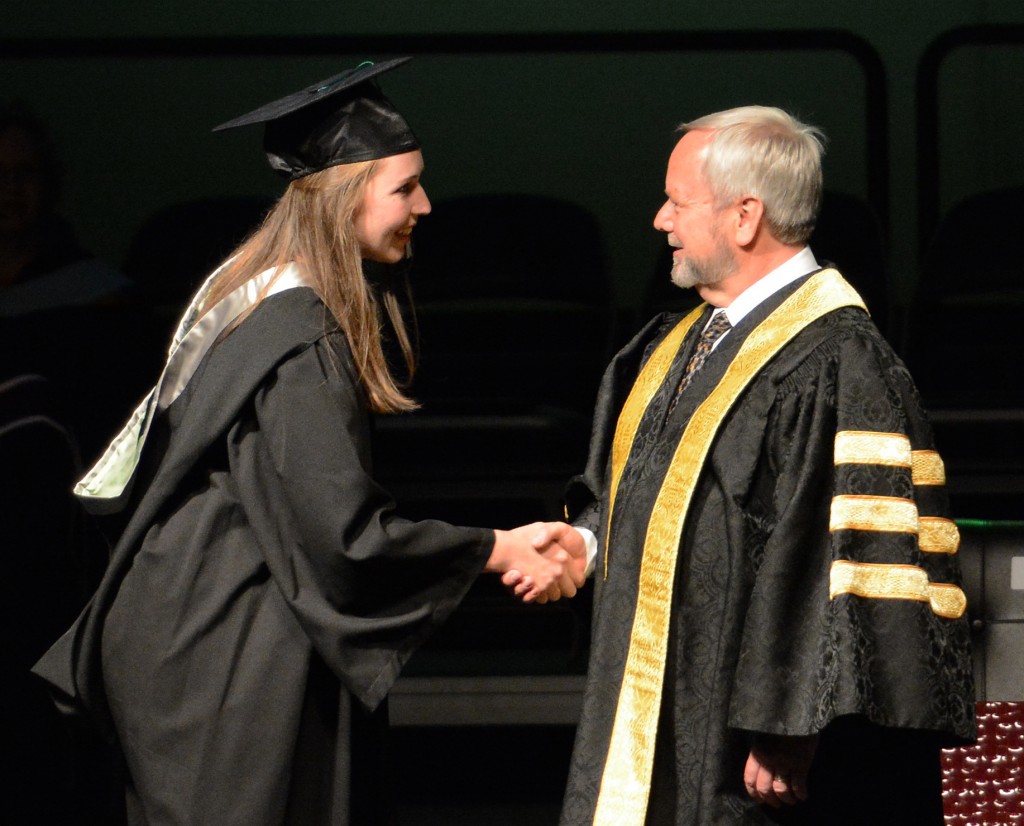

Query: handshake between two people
[486,522,588,604]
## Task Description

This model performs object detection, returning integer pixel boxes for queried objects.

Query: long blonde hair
[200,160,418,413]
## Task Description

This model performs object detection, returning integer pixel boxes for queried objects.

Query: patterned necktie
[667,311,732,413]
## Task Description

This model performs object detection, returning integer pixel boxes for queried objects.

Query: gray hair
[681,106,825,245]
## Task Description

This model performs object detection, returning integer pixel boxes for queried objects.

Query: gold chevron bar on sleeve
[919,516,960,554]
[829,559,967,618]
[829,494,919,534]
[833,431,912,467]
[911,450,946,486]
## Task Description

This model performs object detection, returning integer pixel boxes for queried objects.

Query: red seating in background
[942,702,1024,824]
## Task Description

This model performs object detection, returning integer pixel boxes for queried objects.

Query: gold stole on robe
[593,269,866,825]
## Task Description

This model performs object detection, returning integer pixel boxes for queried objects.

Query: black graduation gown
[561,274,975,825]
[32,287,493,825]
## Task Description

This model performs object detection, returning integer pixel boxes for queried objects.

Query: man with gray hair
[547,107,975,824]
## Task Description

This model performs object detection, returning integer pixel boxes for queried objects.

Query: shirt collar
[718,246,819,328]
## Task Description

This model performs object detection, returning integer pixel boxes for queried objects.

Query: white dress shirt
[705,245,820,345]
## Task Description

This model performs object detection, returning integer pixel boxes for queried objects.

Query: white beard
[670,240,738,290]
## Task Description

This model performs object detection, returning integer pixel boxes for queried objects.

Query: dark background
[2,1,1023,315]
[3,3,1023,824]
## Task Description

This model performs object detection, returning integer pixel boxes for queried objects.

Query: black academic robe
[32,287,493,825]
[561,273,975,825]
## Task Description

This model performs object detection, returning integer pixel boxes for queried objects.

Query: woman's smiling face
[354,150,431,264]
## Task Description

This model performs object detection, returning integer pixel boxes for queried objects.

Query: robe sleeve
[728,329,975,743]
[228,334,494,710]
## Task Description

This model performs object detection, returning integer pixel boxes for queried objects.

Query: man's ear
[734,196,765,246]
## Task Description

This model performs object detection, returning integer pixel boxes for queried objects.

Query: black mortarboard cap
[213,57,419,180]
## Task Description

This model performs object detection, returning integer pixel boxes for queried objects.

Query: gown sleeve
[228,333,494,710]
[728,329,975,743]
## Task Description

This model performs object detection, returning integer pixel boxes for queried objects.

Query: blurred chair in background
[0,374,116,824]
[122,195,274,327]
[903,186,1024,520]
[376,193,613,679]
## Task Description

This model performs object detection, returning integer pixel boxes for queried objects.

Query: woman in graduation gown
[32,58,584,825]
